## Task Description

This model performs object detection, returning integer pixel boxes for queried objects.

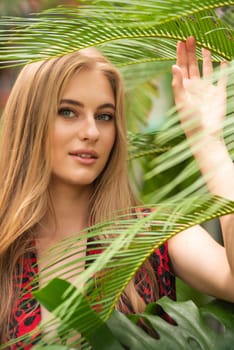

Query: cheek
[52,121,70,148]
[51,125,66,161]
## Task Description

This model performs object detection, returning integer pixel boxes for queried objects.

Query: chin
[50,174,97,188]
[70,178,95,186]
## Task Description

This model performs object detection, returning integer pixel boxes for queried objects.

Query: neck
[39,178,92,243]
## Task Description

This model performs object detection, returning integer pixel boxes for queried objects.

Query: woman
[0,36,233,348]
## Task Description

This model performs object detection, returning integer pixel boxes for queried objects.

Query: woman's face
[50,68,116,189]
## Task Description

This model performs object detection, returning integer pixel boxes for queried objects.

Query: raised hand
[170,38,234,297]
[172,36,227,144]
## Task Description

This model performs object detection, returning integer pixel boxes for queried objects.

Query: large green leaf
[107,298,234,349]
[33,278,124,350]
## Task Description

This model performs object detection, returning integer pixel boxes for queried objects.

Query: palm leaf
[0,1,233,68]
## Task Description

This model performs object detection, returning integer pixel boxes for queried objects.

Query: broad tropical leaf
[34,278,124,350]
[107,298,234,349]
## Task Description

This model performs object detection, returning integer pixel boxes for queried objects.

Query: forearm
[193,138,234,200]
[193,138,234,273]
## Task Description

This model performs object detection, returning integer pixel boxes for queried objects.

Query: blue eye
[96,113,113,121]
[58,108,75,118]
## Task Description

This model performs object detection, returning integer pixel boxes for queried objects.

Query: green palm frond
[0,1,233,68]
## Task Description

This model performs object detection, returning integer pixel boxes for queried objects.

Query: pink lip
[68,149,98,165]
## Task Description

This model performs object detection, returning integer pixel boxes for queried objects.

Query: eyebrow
[60,99,115,111]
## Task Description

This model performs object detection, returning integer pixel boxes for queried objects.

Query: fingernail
[188,36,195,42]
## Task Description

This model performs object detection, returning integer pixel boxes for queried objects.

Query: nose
[78,115,100,142]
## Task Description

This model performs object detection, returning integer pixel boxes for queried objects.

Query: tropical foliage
[106,298,234,350]
[0,0,233,348]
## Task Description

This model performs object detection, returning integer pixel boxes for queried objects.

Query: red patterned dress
[7,241,176,349]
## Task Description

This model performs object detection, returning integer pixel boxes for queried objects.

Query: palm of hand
[172,37,227,141]
[181,77,226,138]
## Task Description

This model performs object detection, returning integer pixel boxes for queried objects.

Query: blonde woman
[0,37,233,348]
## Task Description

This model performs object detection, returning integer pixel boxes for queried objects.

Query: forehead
[61,68,115,105]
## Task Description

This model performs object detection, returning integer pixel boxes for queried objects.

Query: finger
[186,36,200,79]
[176,40,189,79]
[218,61,228,89]
[172,65,186,107]
[202,48,213,78]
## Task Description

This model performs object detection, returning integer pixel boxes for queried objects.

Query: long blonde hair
[0,49,158,341]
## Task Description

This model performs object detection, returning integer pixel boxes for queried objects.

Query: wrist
[190,135,226,159]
